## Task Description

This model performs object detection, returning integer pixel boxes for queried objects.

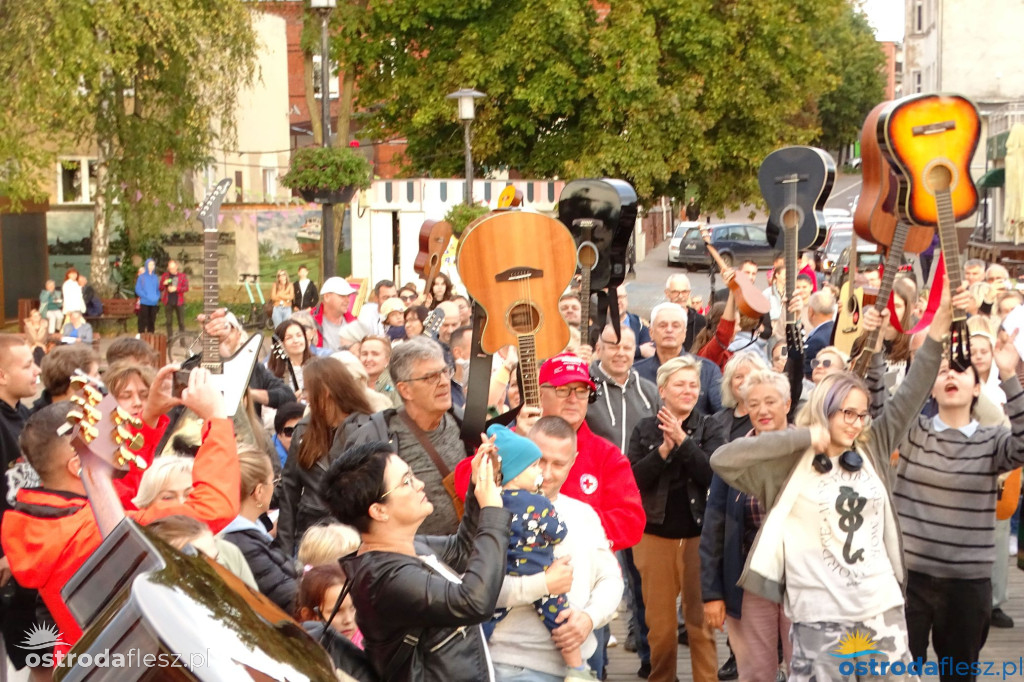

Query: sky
[861,0,905,42]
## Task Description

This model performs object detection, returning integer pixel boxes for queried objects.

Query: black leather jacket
[339,494,511,682]
[626,411,720,530]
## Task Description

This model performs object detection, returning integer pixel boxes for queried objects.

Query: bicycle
[239,273,273,331]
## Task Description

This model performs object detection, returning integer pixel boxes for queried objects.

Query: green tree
[0,0,258,294]
[348,0,855,211]
[814,5,887,160]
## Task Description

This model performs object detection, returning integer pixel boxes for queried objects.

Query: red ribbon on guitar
[886,252,946,335]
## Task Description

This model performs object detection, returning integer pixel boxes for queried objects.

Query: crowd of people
[0,249,1021,682]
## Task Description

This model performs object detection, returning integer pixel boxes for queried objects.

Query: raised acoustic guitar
[878,92,980,371]
[700,226,770,319]
[456,212,577,409]
[413,219,453,288]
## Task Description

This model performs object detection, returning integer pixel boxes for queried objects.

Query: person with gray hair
[802,289,836,379]
[664,273,707,349]
[633,303,723,416]
[339,336,469,535]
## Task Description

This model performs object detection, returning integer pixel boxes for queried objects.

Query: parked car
[815,224,881,275]
[668,222,777,269]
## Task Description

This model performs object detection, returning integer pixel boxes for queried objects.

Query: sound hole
[578,242,598,269]
[508,303,541,335]
[926,164,953,193]
[782,208,800,230]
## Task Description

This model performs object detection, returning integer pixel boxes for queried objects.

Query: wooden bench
[85,298,136,333]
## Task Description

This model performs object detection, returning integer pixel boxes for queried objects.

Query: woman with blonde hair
[271,269,294,328]
[710,280,961,679]
[297,523,361,570]
[219,448,297,611]
[133,455,195,509]
[277,357,375,556]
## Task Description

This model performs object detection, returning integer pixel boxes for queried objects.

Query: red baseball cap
[538,353,596,391]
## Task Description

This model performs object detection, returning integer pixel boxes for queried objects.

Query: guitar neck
[517,334,540,409]
[852,221,909,376]
[202,228,222,367]
[785,227,797,327]
[579,268,591,343]
[936,187,965,321]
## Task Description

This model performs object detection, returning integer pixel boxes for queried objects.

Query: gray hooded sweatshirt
[586,361,660,454]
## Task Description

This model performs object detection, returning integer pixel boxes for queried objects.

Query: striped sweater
[892,375,1024,579]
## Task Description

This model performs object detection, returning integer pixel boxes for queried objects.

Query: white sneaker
[607,635,618,648]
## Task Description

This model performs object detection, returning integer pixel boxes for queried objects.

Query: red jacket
[452,422,645,551]
[0,418,239,646]
[560,422,645,552]
[310,302,356,348]
[159,271,189,307]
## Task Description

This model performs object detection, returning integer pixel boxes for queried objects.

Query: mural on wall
[46,209,100,280]
[254,204,351,282]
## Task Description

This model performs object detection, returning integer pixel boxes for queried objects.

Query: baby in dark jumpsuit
[486,425,586,679]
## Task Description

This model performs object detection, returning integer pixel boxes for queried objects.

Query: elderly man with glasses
[664,273,706,350]
[342,336,469,535]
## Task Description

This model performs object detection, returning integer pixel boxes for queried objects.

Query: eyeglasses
[380,471,416,500]
[811,358,839,370]
[400,294,417,301]
[402,366,454,385]
[541,385,592,400]
[273,476,282,487]
[987,277,1004,283]
[667,289,691,296]
[837,408,870,426]
[281,426,295,437]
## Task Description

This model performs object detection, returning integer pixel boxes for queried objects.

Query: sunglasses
[776,347,789,358]
[400,294,417,301]
[811,357,838,370]
[281,426,295,437]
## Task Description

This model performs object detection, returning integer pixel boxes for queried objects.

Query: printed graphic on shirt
[579,473,598,495]
[815,468,886,586]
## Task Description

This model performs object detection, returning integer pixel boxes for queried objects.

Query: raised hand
[994,328,1021,381]
[142,364,184,427]
[180,368,227,421]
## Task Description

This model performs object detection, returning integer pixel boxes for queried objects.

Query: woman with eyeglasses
[277,357,375,556]
[710,278,961,680]
[809,345,847,385]
[320,440,507,682]
[626,355,724,682]
[220,448,298,612]
[404,304,429,338]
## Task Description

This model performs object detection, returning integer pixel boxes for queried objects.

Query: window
[56,157,99,204]
[913,0,924,33]
[913,70,923,94]
[312,54,339,100]
[748,225,768,243]
[262,168,277,200]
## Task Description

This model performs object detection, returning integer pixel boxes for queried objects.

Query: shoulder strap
[397,409,451,478]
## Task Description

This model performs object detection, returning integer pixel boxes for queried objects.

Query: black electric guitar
[758,146,836,349]
[558,179,639,340]
[55,374,337,682]
[156,179,263,458]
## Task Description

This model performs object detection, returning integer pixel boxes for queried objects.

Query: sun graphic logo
[18,623,67,651]
[830,629,881,659]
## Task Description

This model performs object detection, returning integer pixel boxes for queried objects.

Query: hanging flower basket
[282,146,372,204]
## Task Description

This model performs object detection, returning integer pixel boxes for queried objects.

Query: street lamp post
[447,89,485,204]
[311,0,337,278]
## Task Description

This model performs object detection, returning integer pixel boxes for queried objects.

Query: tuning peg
[131,417,143,429]
[81,404,101,425]
[112,407,130,426]
[67,410,84,424]
[82,386,102,405]
[70,374,89,389]
[80,425,99,443]
[114,425,145,451]
[70,394,87,408]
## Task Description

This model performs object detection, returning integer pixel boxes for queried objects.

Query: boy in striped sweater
[888,327,1024,679]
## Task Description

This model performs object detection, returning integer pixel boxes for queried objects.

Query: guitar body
[877,93,981,227]
[557,178,638,290]
[457,212,577,358]
[998,469,1023,521]
[413,219,453,285]
[832,280,864,356]
[760,146,835,252]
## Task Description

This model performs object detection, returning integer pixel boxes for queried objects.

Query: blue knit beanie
[487,424,542,483]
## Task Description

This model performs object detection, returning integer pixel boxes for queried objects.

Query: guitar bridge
[496,267,543,282]
[912,120,956,136]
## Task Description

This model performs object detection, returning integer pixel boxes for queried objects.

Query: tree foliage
[347,0,884,210]
[0,0,258,293]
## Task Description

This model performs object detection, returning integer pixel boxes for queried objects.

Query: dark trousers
[138,304,158,333]
[905,570,991,682]
[164,304,185,335]
[619,548,650,664]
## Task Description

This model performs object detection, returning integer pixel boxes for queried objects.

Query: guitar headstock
[424,307,446,339]
[949,319,972,373]
[63,372,147,473]
[271,335,288,361]
[786,321,805,352]
[196,179,232,234]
